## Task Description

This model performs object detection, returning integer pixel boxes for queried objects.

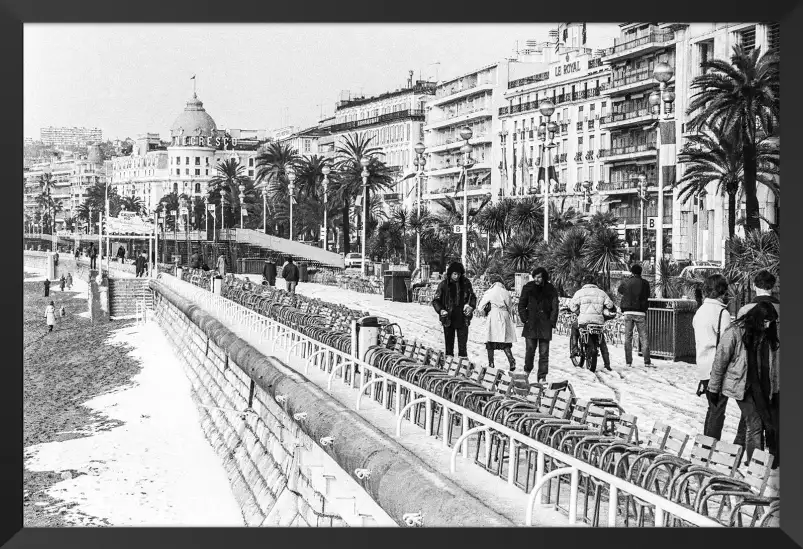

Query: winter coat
[135,256,147,272]
[737,295,780,320]
[45,305,56,326]
[617,275,650,313]
[217,256,226,276]
[89,247,97,258]
[518,281,559,340]
[282,263,300,282]
[570,284,615,325]
[477,282,517,344]
[190,252,201,269]
[263,262,277,283]
[692,298,731,381]
[432,276,477,328]
[709,323,780,400]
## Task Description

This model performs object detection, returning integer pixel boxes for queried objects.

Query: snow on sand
[25,321,244,526]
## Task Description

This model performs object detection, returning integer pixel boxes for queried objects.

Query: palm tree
[476,197,518,248]
[119,195,145,215]
[37,173,55,233]
[586,211,620,233]
[548,227,588,295]
[503,233,538,273]
[255,142,300,235]
[509,196,545,239]
[331,133,394,254]
[293,155,331,240]
[209,158,253,228]
[677,129,779,240]
[155,192,192,231]
[389,206,412,263]
[686,44,780,233]
[582,228,625,291]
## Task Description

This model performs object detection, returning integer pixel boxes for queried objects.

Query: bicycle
[562,307,605,373]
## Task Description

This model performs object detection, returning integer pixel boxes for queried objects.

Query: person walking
[263,258,277,287]
[216,254,226,277]
[43,278,50,297]
[693,273,746,444]
[517,267,559,382]
[432,261,476,358]
[709,301,780,467]
[737,270,779,319]
[135,251,147,277]
[59,274,66,292]
[281,257,300,294]
[45,301,56,333]
[74,246,80,260]
[569,273,616,372]
[66,272,73,290]
[116,245,126,263]
[88,244,98,269]
[476,274,517,371]
[617,263,652,367]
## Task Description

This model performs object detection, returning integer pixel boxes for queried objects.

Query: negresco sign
[171,135,239,148]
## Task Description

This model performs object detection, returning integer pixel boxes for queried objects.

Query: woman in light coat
[45,301,56,333]
[477,274,518,370]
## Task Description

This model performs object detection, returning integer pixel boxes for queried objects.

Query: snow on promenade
[273,277,741,455]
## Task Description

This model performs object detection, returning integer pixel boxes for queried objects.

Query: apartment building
[422,63,502,213]
[24,156,85,229]
[276,126,326,158]
[40,126,102,147]
[326,78,436,210]
[499,29,611,216]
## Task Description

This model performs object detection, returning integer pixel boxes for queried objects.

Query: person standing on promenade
[432,261,477,358]
[476,274,517,371]
[45,301,56,333]
[517,267,559,382]
[617,263,652,367]
[281,257,300,294]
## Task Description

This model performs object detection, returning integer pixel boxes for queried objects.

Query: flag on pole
[452,170,466,197]
[190,74,196,80]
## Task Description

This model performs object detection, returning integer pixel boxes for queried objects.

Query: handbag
[483,302,492,316]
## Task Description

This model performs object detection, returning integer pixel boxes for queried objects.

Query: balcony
[560,123,569,134]
[328,109,426,133]
[428,134,493,153]
[576,122,584,131]
[584,150,596,161]
[424,108,492,130]
[431,82,495,106]
[589,57,604,69]
[559,153,568,163]
[600,107,654,130]
[508,71,550,89]
[574,152,583,162]
[603,29,675,62]
[603,143,658,162]
[608,67,661,94]
[588,119,595,130]
[597,178,657,193]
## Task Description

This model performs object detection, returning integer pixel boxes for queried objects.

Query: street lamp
[238,183,246,229]
[321,164,331,251]
[538,99,557,242]
[287,167,296,241]
[160,200,167,264]
[638,174,647,262]
[651,61,675,290]
[458,127,473,267]
[360,156,370,277]
[413,141,427,271]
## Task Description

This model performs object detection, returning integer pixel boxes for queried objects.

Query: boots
[486,348,495,369]
[504,348,516,372]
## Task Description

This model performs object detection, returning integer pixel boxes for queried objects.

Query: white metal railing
[153,274,722,528]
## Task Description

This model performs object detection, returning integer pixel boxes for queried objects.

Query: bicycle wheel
[586,334,598,373]
[570,331,585,369]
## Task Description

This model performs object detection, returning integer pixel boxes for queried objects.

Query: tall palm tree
[475,197,517,249]
[255,142,299,234]
[209,158,253,228]
[389,206,412,263]
[331,133,394,254]
[686,44,780,233]
[37,173,55,233]
[676,129,779,240]
[586,211,620,233]
[119,195,145,215]
[548,227,588,295]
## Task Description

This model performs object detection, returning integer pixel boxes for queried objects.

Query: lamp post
[321,165,331,251]
[458,127,473,267]
[582,180,594,214]
[180,197,190,267]
[538,99,557,242]
[360,157,370,277]
[238,184,246,229]
[650,61,675,289]
[638,174,647,262]
[160,200,167,264]
[287,167,296,241]
[413,141,426,271]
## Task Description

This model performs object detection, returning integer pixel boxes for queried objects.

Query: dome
[170,93,217,138]
[87,144,104,164]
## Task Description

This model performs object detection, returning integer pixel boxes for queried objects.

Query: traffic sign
[453,224,466,234]
[647,216,658,230]
[207,204,215,211]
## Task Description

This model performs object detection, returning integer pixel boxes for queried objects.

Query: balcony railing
[499,106,510,116]
[559,153,568,163]
[429,106,491,124]
[500,86,610,118]
[328,109,426,133]
[610,67,655,90]
[585,151,596,161]
[560,123,569,134]
[608,143,657,157]
[588,57,604,69]
[605,108,652,125]
[597,149,610,158]
[606,31,675,56]
[576,122,584,131]
[574,152,583,162]
[435,79,493,98]
[588,119,595,130]
[508,71,550,89]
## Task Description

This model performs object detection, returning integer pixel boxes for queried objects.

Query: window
[185,168,189,175]
[195,157,200,165]
[738,26,756,53]
[173,183,178,193]
[697,40,713,75]
[175,169,180,176]
[195,183,201,193]
[577,167,583,182]
[589,166,595,181]
[514,121,518,132]
[768,22,780,53]
[590,103,595,112]
[205,169,209,176]
[303,139,311,153]
[185,157,189,165]
[578,137,584,152]
[205,157,209,165]
[589,135,595,150]
[563,108,569,120]
[195,169,200,176]
[248,158,254,167]
[248,170,254,177]
[561,168,567,182]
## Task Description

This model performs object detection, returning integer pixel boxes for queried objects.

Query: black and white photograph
[22,22,780,528]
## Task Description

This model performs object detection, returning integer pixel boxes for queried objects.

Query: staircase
[108,278,153,319]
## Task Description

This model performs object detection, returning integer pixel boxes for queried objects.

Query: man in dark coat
[617,263,651,367]
[518,266,559,382]
[88,244,98,269]
[281,257,300,294]
[263,258,277,287]
[135,251,147,277]
[431,261,477,358]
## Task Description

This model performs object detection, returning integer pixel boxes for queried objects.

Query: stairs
[108,278,153,319]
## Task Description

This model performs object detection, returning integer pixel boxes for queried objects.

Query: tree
[331,133,394,254]
[84,182,121,217]
[389,206,412,263]
[476,197,518,249]
[676,129,779,240]
[119,195,145,215]
[255,142,300,235]
[586,211,620,233]
[209,158,254,228]
[582,228,626,291]
[686,44,780,233]
[37,173,55,233]
[155,192,191,231]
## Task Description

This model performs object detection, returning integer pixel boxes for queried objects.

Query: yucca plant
[503,233,538,273]
[582,228,625,292]
[656,257,685,298]
[724,229,780,288]
[550,227,587,295]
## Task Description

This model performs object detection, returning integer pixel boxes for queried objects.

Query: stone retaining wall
[149,279,513,527]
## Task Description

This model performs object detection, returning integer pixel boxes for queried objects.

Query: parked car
[678,265,723,300]
[344,252,363,268]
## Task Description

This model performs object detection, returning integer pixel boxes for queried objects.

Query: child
[59,274,66,292]
[45,301,56,333]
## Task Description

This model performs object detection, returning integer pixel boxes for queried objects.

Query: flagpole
[539,100,556,243]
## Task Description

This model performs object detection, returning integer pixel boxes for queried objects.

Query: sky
[24,23,621,142]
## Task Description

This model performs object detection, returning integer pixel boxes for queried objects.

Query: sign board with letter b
[453,224,465,234]
[647,216,658,230]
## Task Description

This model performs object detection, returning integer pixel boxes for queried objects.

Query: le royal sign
[554,60,582,77]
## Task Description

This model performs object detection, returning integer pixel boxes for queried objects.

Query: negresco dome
[170,93,217,138]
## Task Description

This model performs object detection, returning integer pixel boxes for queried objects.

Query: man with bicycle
[569,273,616,372]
